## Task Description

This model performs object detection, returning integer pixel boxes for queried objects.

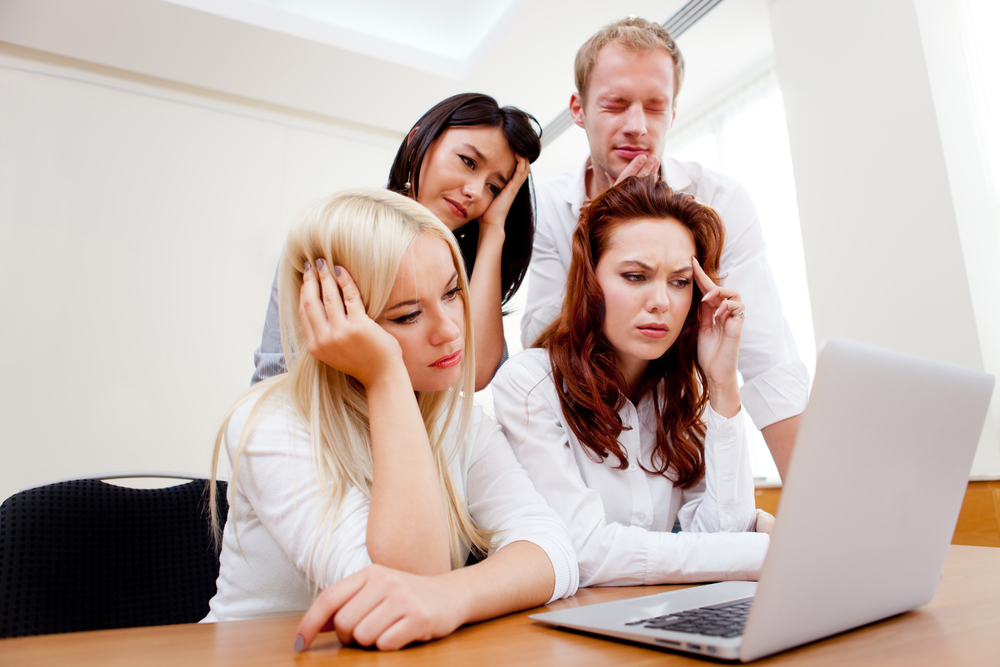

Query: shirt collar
[661,157,693,193]
[566,158,589,219]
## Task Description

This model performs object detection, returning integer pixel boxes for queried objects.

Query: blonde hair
[575,16,685,103]
[209,188,490,576]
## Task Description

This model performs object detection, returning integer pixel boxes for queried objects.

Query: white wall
[0,44,402,501]
[769,0,1000,476]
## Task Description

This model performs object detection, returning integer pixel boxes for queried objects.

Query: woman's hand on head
[479,155,530,235]
[294,565,466,653]
[692,257,744,417]
[299,259,404,388]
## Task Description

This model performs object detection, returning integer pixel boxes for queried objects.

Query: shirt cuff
[704,403,745,431]
[502,535,579,602]
[740,360,810,429]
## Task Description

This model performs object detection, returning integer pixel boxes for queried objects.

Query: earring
[404,181,411,192]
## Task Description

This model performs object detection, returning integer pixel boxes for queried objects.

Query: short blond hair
[575,16,685,102]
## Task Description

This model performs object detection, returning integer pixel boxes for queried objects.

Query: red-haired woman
[492,176,773,587]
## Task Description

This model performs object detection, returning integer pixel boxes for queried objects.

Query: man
[521,16,808,478]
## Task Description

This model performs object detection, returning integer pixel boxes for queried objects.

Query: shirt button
[629,464,637,471]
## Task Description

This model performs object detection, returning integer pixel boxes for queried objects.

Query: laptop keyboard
[625,597,753,638]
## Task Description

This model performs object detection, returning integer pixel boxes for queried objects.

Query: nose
[461,179,484,203]
[646,280,670,313]
[429,307,462,346]
[623,102,648,138]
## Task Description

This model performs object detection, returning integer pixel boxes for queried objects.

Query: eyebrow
[386,297,419,313]
[385,271,459,312]
[618,259,693,273]
[461,143,509,186]
[618,259,654,271]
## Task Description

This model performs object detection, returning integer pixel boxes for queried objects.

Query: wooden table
[2,545,997,666]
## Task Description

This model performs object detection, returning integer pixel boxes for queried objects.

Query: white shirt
[491,349,770,587]
[204,390,579,622]
[522,158,810,429]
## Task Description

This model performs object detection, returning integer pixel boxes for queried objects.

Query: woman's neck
[617,355,650,403]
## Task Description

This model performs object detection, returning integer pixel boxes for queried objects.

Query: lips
[430,350,463,369]
[614,146,649,161]
[443,198,467,219]
[638,324,668,339]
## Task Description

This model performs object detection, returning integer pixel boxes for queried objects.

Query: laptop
[530,337,994,661]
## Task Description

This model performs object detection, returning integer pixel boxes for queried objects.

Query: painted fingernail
[334,265,342,277]
[316,258,326,270]
[303,261,312,273]
[293,635,306,653]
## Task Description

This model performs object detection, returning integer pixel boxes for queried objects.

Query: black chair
[0,475,228,637]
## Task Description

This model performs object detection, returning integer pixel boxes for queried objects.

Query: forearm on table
[644,531,770,584]
[469,225,506,390]
[366,366,451,574]
[449,541,555,625]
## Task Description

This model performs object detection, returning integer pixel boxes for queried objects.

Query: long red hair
[536,176,725,488]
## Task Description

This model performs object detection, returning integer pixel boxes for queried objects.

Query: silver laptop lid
[740,338,994,661]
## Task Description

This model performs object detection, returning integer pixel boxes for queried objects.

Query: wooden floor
[754,480,1000,547]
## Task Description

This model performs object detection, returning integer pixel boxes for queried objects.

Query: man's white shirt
[521,157,809,429]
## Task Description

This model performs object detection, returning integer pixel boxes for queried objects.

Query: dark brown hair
[386,93,541,306]
[536,176,724,488]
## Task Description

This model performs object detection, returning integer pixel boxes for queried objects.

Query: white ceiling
[163,0,532,79]
[0,0,777,137]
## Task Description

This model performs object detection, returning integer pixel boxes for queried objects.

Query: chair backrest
[0,477,229,637]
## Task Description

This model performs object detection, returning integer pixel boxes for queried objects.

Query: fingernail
[303,261,312,273]
[293,635,306,653]
[316,258,326,270]
[334,265,342,277]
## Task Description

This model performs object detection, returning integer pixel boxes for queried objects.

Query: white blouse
[204,389,579,622]
[491,348,769,587]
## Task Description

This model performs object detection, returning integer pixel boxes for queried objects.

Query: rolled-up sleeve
[705,176,810,429]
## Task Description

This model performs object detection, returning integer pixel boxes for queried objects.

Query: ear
[406,125,419,146]
[569,93,586,129]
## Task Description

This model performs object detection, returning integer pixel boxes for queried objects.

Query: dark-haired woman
[492,176,773,588]
[252,93,540,390]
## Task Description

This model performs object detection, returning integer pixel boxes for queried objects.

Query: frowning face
[596,217,695,388]
[376,233,467,392]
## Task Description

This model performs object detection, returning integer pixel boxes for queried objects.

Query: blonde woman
[203,189,577,651]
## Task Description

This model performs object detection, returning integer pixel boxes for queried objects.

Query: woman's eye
[487,183,502,197]
[460,155,476,169]
[623,273,645,282]
[444,286,462,301]
[390,311,420,325]
[671,279,691,288]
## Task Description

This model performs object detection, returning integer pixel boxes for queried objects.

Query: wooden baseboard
[753,480,1000,547]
